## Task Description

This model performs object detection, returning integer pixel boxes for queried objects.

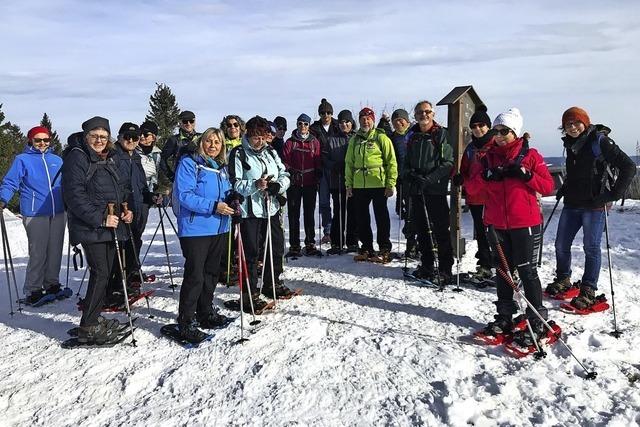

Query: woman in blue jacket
[0,126,66,306]
[174,127,235,343]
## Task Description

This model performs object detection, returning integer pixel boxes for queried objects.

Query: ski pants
[22,212,66,295]
[81,240,117,326]
[353,187,391,253]
[330,188,358,248]
[554,206,605,289]
[318,174,332,236]
[412,194,453,274]
[469,204,492,269]
[178,233,225,324]
[241,216,284,294]
[286,185,317,247]
[489,225,547,321]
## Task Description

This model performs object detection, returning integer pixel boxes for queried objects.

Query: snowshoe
[285,246,302,259]
[472,315,514,345]
[197,311,234,329]
[544,277,579,300]
[67,316,138,337]
[368,251,391,264]
[262,282,302,300]
[403,269,437,288]
[503,320,562,358]
[326,245,343,255]
[345,244,359,254]
[161,323,212,348]
[46,283,73,300]
[62,320,133,349]
[353,250,371,262]
[77,290,154,312]
[22,289,56,307]
[303,244,322,257]
[223,295,276,314]
[561,293,609,315]
[61,330,133,349]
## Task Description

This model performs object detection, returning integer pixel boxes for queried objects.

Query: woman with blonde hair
[172,127,235,343]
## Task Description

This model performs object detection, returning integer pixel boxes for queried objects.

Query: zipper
[32,191,36,212]
[42,153,55,214]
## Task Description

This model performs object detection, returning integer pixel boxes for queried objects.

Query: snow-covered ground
[1,197,639,426]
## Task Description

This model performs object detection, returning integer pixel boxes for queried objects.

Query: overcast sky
[1,0,639,156]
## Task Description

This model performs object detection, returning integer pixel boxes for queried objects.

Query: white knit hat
[493,107,523,137]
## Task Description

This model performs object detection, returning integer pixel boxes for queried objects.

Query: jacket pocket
[31,191,36,213]
[189,211,195,223]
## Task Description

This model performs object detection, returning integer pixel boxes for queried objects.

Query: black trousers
[412,194,454,273]
[81,241,116,326]
[240,216,284,294]
[286,185,317,247]
[469,204,492,269]
[489,225,547,321]
[353,188,391,252]
[330,188,358,247]
[178,234,225,324]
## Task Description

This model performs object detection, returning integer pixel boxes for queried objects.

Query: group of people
[0,98,636,347]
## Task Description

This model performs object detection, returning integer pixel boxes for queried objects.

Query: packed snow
[1,197,639,426]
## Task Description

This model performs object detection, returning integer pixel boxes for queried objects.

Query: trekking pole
[121,203,153,319]
[318,184,322,252]
[160,206,178,236]
[1,213,15,315]
[107,203,137,347]
[0,213,22,312]
[157,205,176,291]
[65,243,71,290]
[538,197,561,266]
[226,221,232,286]
[259,209,271,294]
[76,267,88,297]
[396,184,402,258]
[488,226,597,379]
[603,208,621,338]
[141,209,162,265]
[402,197,411,274]
[236,224,260,326]
[235,224,248,343]
[265,195,277,308]
[452,182,463,293]
[420,193,442,290]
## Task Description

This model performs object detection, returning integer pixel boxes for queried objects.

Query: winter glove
[503,164,532,181]
[266,182,281,196]
[276,193,287,207]
[555,183,566,201]
[482,166,504,182]
[0,200,5,210]
[143,191,155,205]
[593,190,623,207]
[451,173,464,186]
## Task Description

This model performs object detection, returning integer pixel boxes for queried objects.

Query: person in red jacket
[282,114,322,257]
[465,107,554,348]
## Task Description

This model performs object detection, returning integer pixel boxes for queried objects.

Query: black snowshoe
[161,323,212,348]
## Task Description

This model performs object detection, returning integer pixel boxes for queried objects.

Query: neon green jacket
[345,128,397,189]
[225,137,242,151]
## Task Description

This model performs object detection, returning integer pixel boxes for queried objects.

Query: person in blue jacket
[0,126,67,306]
[173,127,235,343]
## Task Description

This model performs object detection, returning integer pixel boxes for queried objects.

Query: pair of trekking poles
[1,208,22,315]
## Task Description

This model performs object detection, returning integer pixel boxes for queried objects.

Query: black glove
[266,182,281,196]
[451,173,464,186]
[482,166,504,181]
[408,171,430,187]
[503,164,532,181]
[276,193,287,207]
[555,183,566,201]
[0,200,6,210]
[593,191,614,207]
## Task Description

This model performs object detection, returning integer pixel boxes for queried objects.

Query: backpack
[591,133,617,195]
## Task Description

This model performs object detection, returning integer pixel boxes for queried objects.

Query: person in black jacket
[547,107,636,309]
[159,110,200,182]
[62,116,133,346]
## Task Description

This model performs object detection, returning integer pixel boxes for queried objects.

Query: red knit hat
[359,107,375,123]
[27,126,51,140]
[562,107,590,128]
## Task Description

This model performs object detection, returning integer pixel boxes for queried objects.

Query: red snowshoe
[560,294,609,315]
[503,321,562,358]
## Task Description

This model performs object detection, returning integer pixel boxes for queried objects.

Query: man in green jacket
[345,107,398,263]
[402,100,454,283]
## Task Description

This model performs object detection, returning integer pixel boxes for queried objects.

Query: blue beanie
[297,113,311,124]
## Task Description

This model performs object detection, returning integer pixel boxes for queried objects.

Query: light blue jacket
[229,137,290,218]
[0,146,64,217]
[174,154,231,237]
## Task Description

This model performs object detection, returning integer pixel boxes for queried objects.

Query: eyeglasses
[182,119,195,125]
[88,134,109,142]
[297,122,309,127]
[32,138,51,143]
[564,121,582,129]
[123,133,140,142]
[227,122,239,128]
[339,120,350,125]
[320,111,332,116]
[494,128,512,136]
[415,109,433,116]
[142,132,154,138]
[277,126,286,131]
[470,123,486,130]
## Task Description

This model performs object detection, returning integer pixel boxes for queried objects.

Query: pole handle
[121,201,129,214]
[107,202,115,216]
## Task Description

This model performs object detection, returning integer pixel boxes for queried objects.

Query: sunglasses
[182,119,195,124]
[415,109,433,116]
[494,128,512,136]
[32,137,51,143]
[320,111,333,116]
[297,122,309,126]
[227,122,240,128]
[142,132,155,138]
[470,123,486,130]
[339,120,351,125]
[123,133,140,141]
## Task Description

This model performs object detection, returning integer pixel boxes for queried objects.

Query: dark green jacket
[402,122,453,195]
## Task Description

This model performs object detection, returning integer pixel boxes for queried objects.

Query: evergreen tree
[40,112,62,154]
[145,83,180,149]
[0,104,27,212]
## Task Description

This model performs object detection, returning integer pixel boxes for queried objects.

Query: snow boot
[77,322,121,345]
[197,310,231,329]
[353,249,371,262]
[412,266,436,281]
[46,283,73,300]
[285,246,302,258]
[303,244,322,257]
[321,234,331,245]
[471,266,493,281]
[404,239,419,259]
[178,321,209,344]
[326,245,342,255]
[345,244,359,254]
[25,289,56,306]
[570,284,598,310]
[544,277,577,298]
[262,281,294,299]
[369,250,392,264]
[473,314,513,345]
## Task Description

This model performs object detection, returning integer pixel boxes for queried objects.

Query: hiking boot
[345,244,359,253]
[46,283,72,299]
[482,315,513,336]
[353,250,370,262]
[570,284,597,310]
[321,234,331,245]
[303,244,322,257]
[97,315,128,332]
[242,292,270,313]
[545,277,573,296]
[511,319,546,348]
[412,266,435,281]
[262,282,294,299]
[77,322,120,345]
[472,266,493,281]
[285,246,302,258]
[178,321,209,344]
[437,270,453,285]
[405,239,419,259]
[369,250,392,264]
[326,245,342,255]
[25,289,55,306]
[197,310,230,329]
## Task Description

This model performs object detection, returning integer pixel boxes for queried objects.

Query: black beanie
[469,105,491,128]
[274,116,287,130]
[82,116,110,135]
[338,110,354,122]
[140,120,159,135]
[318,98,333,114]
